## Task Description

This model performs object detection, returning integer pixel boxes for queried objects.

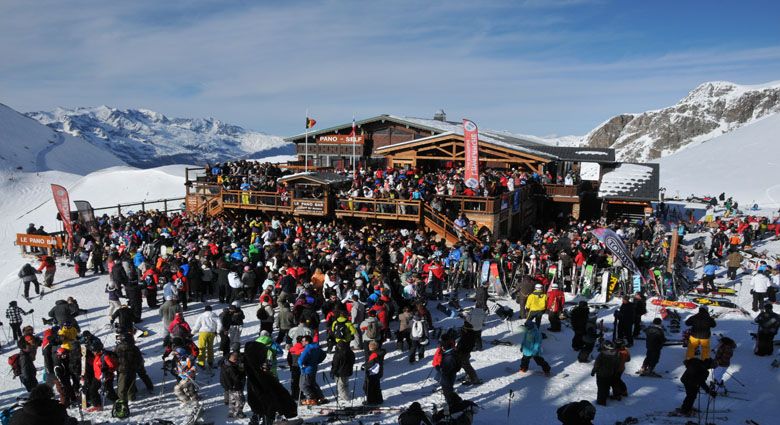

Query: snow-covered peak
[27,106,292,168]
[0,103,125,174]
[582,79,780,161]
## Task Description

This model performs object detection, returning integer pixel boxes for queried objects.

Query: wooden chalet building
[185,112,659,243]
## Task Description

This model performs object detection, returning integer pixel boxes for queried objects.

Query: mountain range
[26,106,292,168]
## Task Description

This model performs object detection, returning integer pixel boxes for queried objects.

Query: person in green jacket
[255,330,283,377]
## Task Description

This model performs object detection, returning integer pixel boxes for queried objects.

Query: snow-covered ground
[659,112,780,209]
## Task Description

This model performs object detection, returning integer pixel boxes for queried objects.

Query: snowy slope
[659,112,780,207]
[0,103,125,174]
[27,106,293,168]
[582,80,780,161]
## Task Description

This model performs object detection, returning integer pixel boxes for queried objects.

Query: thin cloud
[0,0,778,137]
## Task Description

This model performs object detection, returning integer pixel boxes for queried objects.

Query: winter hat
[652,318,662,325]
[534,283,542,290]
[232,300,241,308]
[551,283,559,289]
[765,303,774,312]
[259,330,270,338]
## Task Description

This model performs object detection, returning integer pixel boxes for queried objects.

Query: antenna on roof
[433,109,446,121]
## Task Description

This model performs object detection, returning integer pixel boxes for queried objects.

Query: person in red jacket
[168,312,192,340]
[141,266,159,308]
[546,283,566,332]
[36,255,56,288]
[88,345,118,411]
[370,300,390,341]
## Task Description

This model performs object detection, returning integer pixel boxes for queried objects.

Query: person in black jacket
[438,336,460,401]
[569,301,589,351]
[591,340,619,406]
[110,257,129,297]
[455,322,481,385]
[244,340,297,425]
[115,333,143,410]
[18,263,41,299]
[220,351,246,419]
[677,358,717,416]
[685,306,716,360]
[363,341,385,406]
[632,293,647,338]
[614,296,635,347]
[331,341,355,403]
[111,305,136,335]
[556,400,596,425]
[124,281,143,324]
[398,401,433,425]
[48,299,79,331]
[639,318,666,376]
[9,383,77,425]
[754,303,780,356]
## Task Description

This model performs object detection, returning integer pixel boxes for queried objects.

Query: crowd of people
[3,197,780,425]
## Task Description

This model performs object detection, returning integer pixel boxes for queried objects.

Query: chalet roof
[598,163,660,201]
[277,171,351,186]
[285,114,615,163]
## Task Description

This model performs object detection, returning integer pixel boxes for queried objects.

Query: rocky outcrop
[581,81,780,161]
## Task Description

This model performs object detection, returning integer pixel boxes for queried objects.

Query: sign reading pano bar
[317,135,364,144]
[17,233,63,249]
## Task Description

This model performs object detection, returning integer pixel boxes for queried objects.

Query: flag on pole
[306,117,317,129]
[349,116,356,137]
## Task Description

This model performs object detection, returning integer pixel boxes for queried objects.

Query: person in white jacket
[752,266,773,312]
[228,270,243,304]
[191,305,223,367]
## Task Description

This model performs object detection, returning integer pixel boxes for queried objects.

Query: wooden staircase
[422,204,481,245]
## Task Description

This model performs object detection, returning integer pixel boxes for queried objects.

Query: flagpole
[305,108,309,173]
[352,113,356,177]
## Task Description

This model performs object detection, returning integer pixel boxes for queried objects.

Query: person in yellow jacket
[525,284,547,328]
[331,311,357,345]
[57,321,78,350]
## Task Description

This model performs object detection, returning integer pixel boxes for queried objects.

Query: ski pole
[350,366,357,408]
[321,372,340,408]
[723,370,746,387]
[506,389,514,421]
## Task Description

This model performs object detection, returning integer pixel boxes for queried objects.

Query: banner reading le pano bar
[16,233,63,249]
[462,119,480,189]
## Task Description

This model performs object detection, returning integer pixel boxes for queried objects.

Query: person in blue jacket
[297,335,327,405]
[702,259,720,293]
[519,320,551,376]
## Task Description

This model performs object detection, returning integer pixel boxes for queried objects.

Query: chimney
[433,109,446,122]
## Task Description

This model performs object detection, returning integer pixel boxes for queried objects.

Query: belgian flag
[306,117,317,129]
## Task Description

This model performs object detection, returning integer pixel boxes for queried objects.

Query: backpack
[112,399,129,419]
[364,320,379,341]
[411,320,425,339]
[7,354,21,378]
[0,405,20,425]
[333,320,351,341]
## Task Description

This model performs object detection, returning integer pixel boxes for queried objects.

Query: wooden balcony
[221,190,293,213]
[542,184,580,203]
[335,198,421,222]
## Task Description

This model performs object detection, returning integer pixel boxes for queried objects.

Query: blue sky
[1,0,779,137]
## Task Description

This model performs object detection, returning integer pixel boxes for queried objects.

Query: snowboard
[596,270,610,303]
[582,264,596,297]
[651,298,696,309]
[690,297,739,309]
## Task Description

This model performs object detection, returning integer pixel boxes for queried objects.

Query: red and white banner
[51,184,73,251]
[462,119,480,189]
